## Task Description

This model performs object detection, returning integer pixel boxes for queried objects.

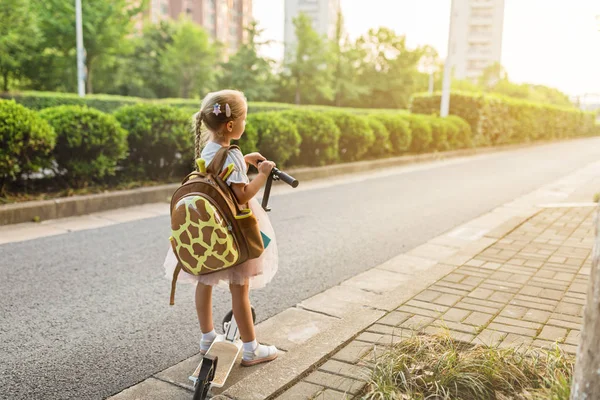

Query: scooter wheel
[222,307,256,331]
[193,354,218,400]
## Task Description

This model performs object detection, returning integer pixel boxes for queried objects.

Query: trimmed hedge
[374,113,412,154]
[40,106,128,187]
[325,112,375,162]
[366,117,391,158]
[411,92,596,145]
[278,110,341,166]
[0,100,56,188]
[404,114,433,153]
[114,104,193,179]
[244,112,301,167]
[2,91,406,115]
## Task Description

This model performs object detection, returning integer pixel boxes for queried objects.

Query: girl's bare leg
[229,282,255,342]
[195,283,214,333]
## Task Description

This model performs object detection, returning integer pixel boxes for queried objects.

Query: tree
[570,203,600,399]
[218,22,276,101]
[330,10,368,107]
[112,20,178,98]
[29,0,144,93]
[160,18,215,98]
[478,62,508,90]
[0,0,40,91]
[284,13,333,105]
[355,28,426,109]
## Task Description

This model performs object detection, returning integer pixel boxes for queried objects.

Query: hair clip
[225,103,231,117]
[212,103,221,116]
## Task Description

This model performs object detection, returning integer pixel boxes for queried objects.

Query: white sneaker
[241,343,278,367]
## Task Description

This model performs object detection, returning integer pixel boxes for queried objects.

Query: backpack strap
[169,262,181,306]
[206,145,241,175]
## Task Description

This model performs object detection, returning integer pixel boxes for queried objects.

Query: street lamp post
[440,0,455,117]
[75,0,85,97]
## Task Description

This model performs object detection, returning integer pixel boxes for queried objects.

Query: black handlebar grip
[273,168,299,188]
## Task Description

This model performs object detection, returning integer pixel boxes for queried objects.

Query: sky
[252,0,600,98]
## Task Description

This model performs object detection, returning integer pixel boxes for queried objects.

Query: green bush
[0,100,56,189]
[244,112,301,167]
[411,91,596,146]
[2,91,142,113]
[114,104,193,179]
[366,117,391,158]
[279,110,341,166]
[40,106,128,187]
[404,114,433,153]
[325,112,375,162]
[427,117,450,151]
[373,114,412,154]
[446,115,473,148]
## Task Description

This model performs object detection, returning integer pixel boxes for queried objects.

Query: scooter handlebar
[272,167,299,188]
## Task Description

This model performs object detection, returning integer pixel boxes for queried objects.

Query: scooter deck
[191,337,242,388]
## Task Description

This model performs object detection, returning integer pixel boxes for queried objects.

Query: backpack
[168,145,264,305]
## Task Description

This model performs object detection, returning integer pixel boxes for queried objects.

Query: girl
[164,89,279,366]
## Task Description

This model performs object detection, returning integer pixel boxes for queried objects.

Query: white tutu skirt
[163,198,278,289]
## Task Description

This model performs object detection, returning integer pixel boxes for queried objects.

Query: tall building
[447,0,505,81]
[284,0,341,58]
[134,0,252,53]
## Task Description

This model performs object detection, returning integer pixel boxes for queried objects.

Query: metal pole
[75,0,85,97]
[440,0,455,117]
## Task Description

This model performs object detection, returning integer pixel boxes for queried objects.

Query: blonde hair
[193,89,247,158]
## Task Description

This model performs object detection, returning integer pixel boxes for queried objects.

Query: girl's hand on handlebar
[244,152,266,168]
[258,160,276,176]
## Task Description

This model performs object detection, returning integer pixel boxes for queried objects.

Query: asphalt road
[2,137,600,400]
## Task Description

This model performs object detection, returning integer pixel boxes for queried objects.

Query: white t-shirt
[200,141,249,186]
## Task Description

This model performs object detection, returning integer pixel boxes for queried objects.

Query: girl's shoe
[241,343,278,367]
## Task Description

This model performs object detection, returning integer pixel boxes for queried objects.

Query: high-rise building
[447,0,505,81]
[284,0,341,58]
[134,0,252,53]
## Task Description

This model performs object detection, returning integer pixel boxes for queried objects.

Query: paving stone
[565,330,581,346]
[304,371,364,395]
[443,273,467,283]
[377,311,412,327]
[400,315,435,330]
[463,312,494,327]
[277,382,324,400]
[440,308,471,322]
[413,290,443,302]
[474,329,506,346]
[396,305,441,319]
[429,284,469,296]
[314,389,353,399]
[432,293,462,307]
[367,324,403,336]
[406,300,449,313]
[454,301,499,315]
[554,302,583,317]
[500,305,528,319]
[493,316,542,330]
[467,288,494,300]
[522,309,552,324]
[432,320,479,335]
[486,322,537,337]
[319,360,370,382]
[545,319,582,330]
[488,291,514,303]
[331,340,375,365]
[499,333,533,349]
[538,326,567,342]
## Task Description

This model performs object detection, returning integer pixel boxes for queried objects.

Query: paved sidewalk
[277,205,596,399]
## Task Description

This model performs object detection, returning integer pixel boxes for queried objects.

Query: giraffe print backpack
[168,145,264,305]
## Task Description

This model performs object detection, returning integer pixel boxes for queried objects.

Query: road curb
[0,138,577,226]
